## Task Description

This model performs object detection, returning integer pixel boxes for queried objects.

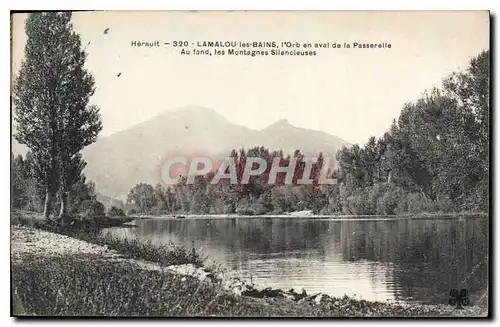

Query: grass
[12,254,463,317]
[11,210,205,267]
[78,231,205,267]
[12,255,245,316]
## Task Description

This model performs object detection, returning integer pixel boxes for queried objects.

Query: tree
[12,154,27,209]
[12,152,45,211]
[152,183,169,214]
[68,176,97,215]
[126,183,157,214]
[13,12,102,219]
[333,50,490,214]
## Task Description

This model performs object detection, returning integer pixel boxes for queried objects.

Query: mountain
[257,119,348,156]
[13,105,350,198]
[95,192,126,211]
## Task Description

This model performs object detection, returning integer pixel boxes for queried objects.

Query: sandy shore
[11,226,121,260]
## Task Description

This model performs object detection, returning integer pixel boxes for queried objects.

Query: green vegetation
[10,12,489,318]
[85,232,204,267]
[13,254,462,317]
[12,255,247,316]
[107,206,126,217]
[334,51,489,215]
[11,153,113,220]
[12,211,203,267]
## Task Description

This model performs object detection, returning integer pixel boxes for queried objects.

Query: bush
[378,185,406,215]
[337,181,478,216]
[235,207,254,216]
[68,230,205,267]
[235,198,254,215]
[406,192,434,214]
[80,200,106,219]
[344,191,375,215]
[430,196,455,213]
[249,202,267,215]
[107,206,125,217]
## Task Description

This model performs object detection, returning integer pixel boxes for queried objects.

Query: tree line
[125,51,489,216]
[333,50,489,215]
[126,147,331,215]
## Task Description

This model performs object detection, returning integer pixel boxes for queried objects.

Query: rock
[315,293,325,305]
[166,263,215,283]
[232,286,243,296]
[297,292,320,304]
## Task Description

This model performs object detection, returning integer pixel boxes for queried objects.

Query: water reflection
[105,217,488,304]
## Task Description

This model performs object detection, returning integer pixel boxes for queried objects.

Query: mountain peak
[157,104,228,123]
[170,104,220,116]
[175,104,213,111]
[264,119,293,130]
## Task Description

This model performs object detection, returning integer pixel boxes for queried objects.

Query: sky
[11,11,489,144]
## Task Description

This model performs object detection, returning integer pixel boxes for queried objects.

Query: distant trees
[126,183,157,214]
[13,12,102,220]
[125,146,330,215]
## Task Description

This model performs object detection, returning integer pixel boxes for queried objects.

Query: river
[104,216,488,304]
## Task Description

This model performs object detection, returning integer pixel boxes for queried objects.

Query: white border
[3,1,497,326]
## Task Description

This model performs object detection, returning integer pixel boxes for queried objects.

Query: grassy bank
[11,211,204,267]
[12,255,256,317]
[13,254,478,317]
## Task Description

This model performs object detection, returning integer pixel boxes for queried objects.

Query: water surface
[105,217,488,304]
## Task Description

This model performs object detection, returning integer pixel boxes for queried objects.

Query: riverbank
[129,211,488,221]
[11,221,488,317]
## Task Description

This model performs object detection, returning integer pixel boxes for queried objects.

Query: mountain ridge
[12,105,351,198]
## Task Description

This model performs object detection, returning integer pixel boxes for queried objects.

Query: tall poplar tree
[13,12,102,219]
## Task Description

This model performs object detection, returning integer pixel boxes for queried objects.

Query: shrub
[431,196,455,213]
[250,202,267,215]
[80,200,106,219]
[406,192,434,214]
[70,230,205,267]
[107,206,126,217]
[377,185,406,215]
